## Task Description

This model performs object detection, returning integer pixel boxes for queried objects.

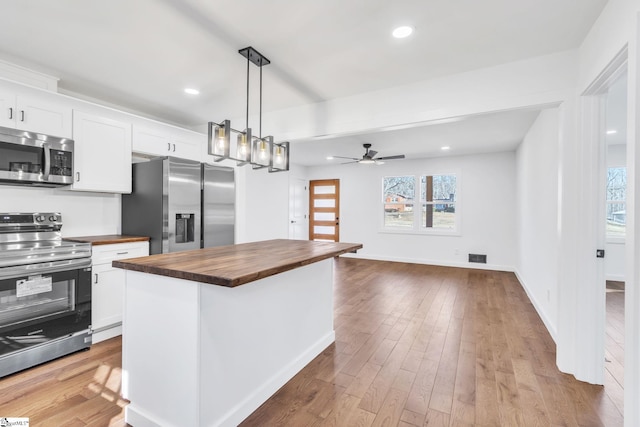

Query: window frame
[381,172,460,236]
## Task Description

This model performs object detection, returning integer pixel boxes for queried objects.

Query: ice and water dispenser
[175,213,195,244]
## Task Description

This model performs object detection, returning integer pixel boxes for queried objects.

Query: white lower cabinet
[91,241,148,343]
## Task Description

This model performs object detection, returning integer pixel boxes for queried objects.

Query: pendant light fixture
[208,46,289,172]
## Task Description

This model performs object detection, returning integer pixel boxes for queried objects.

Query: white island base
[122,259,334,427]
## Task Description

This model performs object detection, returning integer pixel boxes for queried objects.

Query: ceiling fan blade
[375,154,405,160]
[332,155,359,160]
[367,150,378,158]
[340,160,359,164]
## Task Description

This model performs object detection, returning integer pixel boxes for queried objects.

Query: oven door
[0,258,91,357]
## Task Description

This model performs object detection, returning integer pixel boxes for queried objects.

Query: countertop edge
[65,235,150,245]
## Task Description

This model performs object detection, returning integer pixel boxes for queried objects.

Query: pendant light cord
[246,55,249,131]
[259,63,263,138]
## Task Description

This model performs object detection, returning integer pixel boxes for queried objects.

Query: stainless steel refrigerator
[122,156,235,254]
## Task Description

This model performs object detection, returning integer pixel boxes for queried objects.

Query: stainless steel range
[0,213,92,377]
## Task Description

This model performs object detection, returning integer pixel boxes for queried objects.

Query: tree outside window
[421,175,456,230]
[383,176,415,228]
[606,167,626,237]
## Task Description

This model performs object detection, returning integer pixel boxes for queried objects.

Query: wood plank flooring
[605,280,625,418]
[0,258,625,426]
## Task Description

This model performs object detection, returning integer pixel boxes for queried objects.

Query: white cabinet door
[173,132,203,161]
[92,263,125,331]
[133,125,172,157]
[16,94,73,138]
[71,110,132,193]
[0,89,15,129]
[133,124,204,162]
[0,87,72,137]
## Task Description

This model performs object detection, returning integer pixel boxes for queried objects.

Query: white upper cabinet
[133,123,203,162]
[0,85,72,138]
[71,110,132,193]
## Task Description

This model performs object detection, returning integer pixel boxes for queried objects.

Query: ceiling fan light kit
[207,46,289,172]
[332,143,405,165]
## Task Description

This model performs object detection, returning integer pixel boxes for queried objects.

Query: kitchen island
[112,239,362,427]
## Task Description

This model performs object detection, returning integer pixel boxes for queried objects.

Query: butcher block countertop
[64,235,150,245]
[112,239,362,288]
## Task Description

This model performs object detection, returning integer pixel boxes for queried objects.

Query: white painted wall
[238,164,308,243]
[0,186,120,236]
[305,151,517,270]
[515,108,559,340]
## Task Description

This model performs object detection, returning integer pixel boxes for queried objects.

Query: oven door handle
[43,142,52,180]
[0,258,92,280]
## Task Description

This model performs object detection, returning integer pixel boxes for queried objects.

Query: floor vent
[468,253,487,264]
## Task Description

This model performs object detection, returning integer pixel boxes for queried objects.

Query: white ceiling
[0,0,608,165]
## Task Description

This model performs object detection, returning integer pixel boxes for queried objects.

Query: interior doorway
[288,178,309,240]
[602,69,628,415]
[309,179,340,242]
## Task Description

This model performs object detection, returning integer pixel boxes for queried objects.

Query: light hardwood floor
[0,258,625,426]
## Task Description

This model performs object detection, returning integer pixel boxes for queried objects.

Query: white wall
[0,186,120,236]
[238,164,308,243]
[306,151,517,270]
[516,108,559,340]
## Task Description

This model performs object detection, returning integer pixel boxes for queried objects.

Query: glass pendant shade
[236,128,252,163]
[251,136,272,168]
[269,141,290,172]
[208,120,230,161]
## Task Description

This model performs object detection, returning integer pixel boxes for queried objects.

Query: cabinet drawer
[92,242,148,264]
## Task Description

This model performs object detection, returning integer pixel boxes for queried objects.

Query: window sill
[379,228,461,237]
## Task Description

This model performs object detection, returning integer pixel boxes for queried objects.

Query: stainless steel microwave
[0,126,74,187]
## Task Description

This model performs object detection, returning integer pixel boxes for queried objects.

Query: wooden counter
[64,235,150,245]
[112,239,362,287]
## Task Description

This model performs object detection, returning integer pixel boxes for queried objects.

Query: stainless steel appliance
[0,126,74,187]
[0,213,92,378]
[122,157,235,254]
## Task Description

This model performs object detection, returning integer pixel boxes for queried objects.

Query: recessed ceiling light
[326,156,334,160]
[606,129,617,134]
[184,88,200,95]
[392,26,413,39]
[441,146,450,151]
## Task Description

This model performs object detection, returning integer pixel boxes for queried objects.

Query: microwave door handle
[43,142,51,180]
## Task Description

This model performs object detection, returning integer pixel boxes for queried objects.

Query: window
[383,176,415,228]
[382,174,457,233]
[421,175,457,230]
[606,167,626,237]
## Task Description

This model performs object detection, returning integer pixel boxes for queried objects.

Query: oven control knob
[49,215,58,222]
[35,215,46,222]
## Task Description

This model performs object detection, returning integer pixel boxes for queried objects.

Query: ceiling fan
[332,143,406,165]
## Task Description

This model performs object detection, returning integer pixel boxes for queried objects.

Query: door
[289,178,308,240]
[309,179,340,242]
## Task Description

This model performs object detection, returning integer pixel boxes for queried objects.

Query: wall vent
[468,253,487,264]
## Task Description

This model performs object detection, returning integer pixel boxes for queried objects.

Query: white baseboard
[513,269,557,343]
[343,252,514,273]
[92,324,122,344]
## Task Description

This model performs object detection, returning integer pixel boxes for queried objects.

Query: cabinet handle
[76,172,80,182]
[94,273,99,284]
[172,143,176,152]
[20,110,24,122]
[8,107,12,120]
[116,251,129,255]
[167,142,171,151]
